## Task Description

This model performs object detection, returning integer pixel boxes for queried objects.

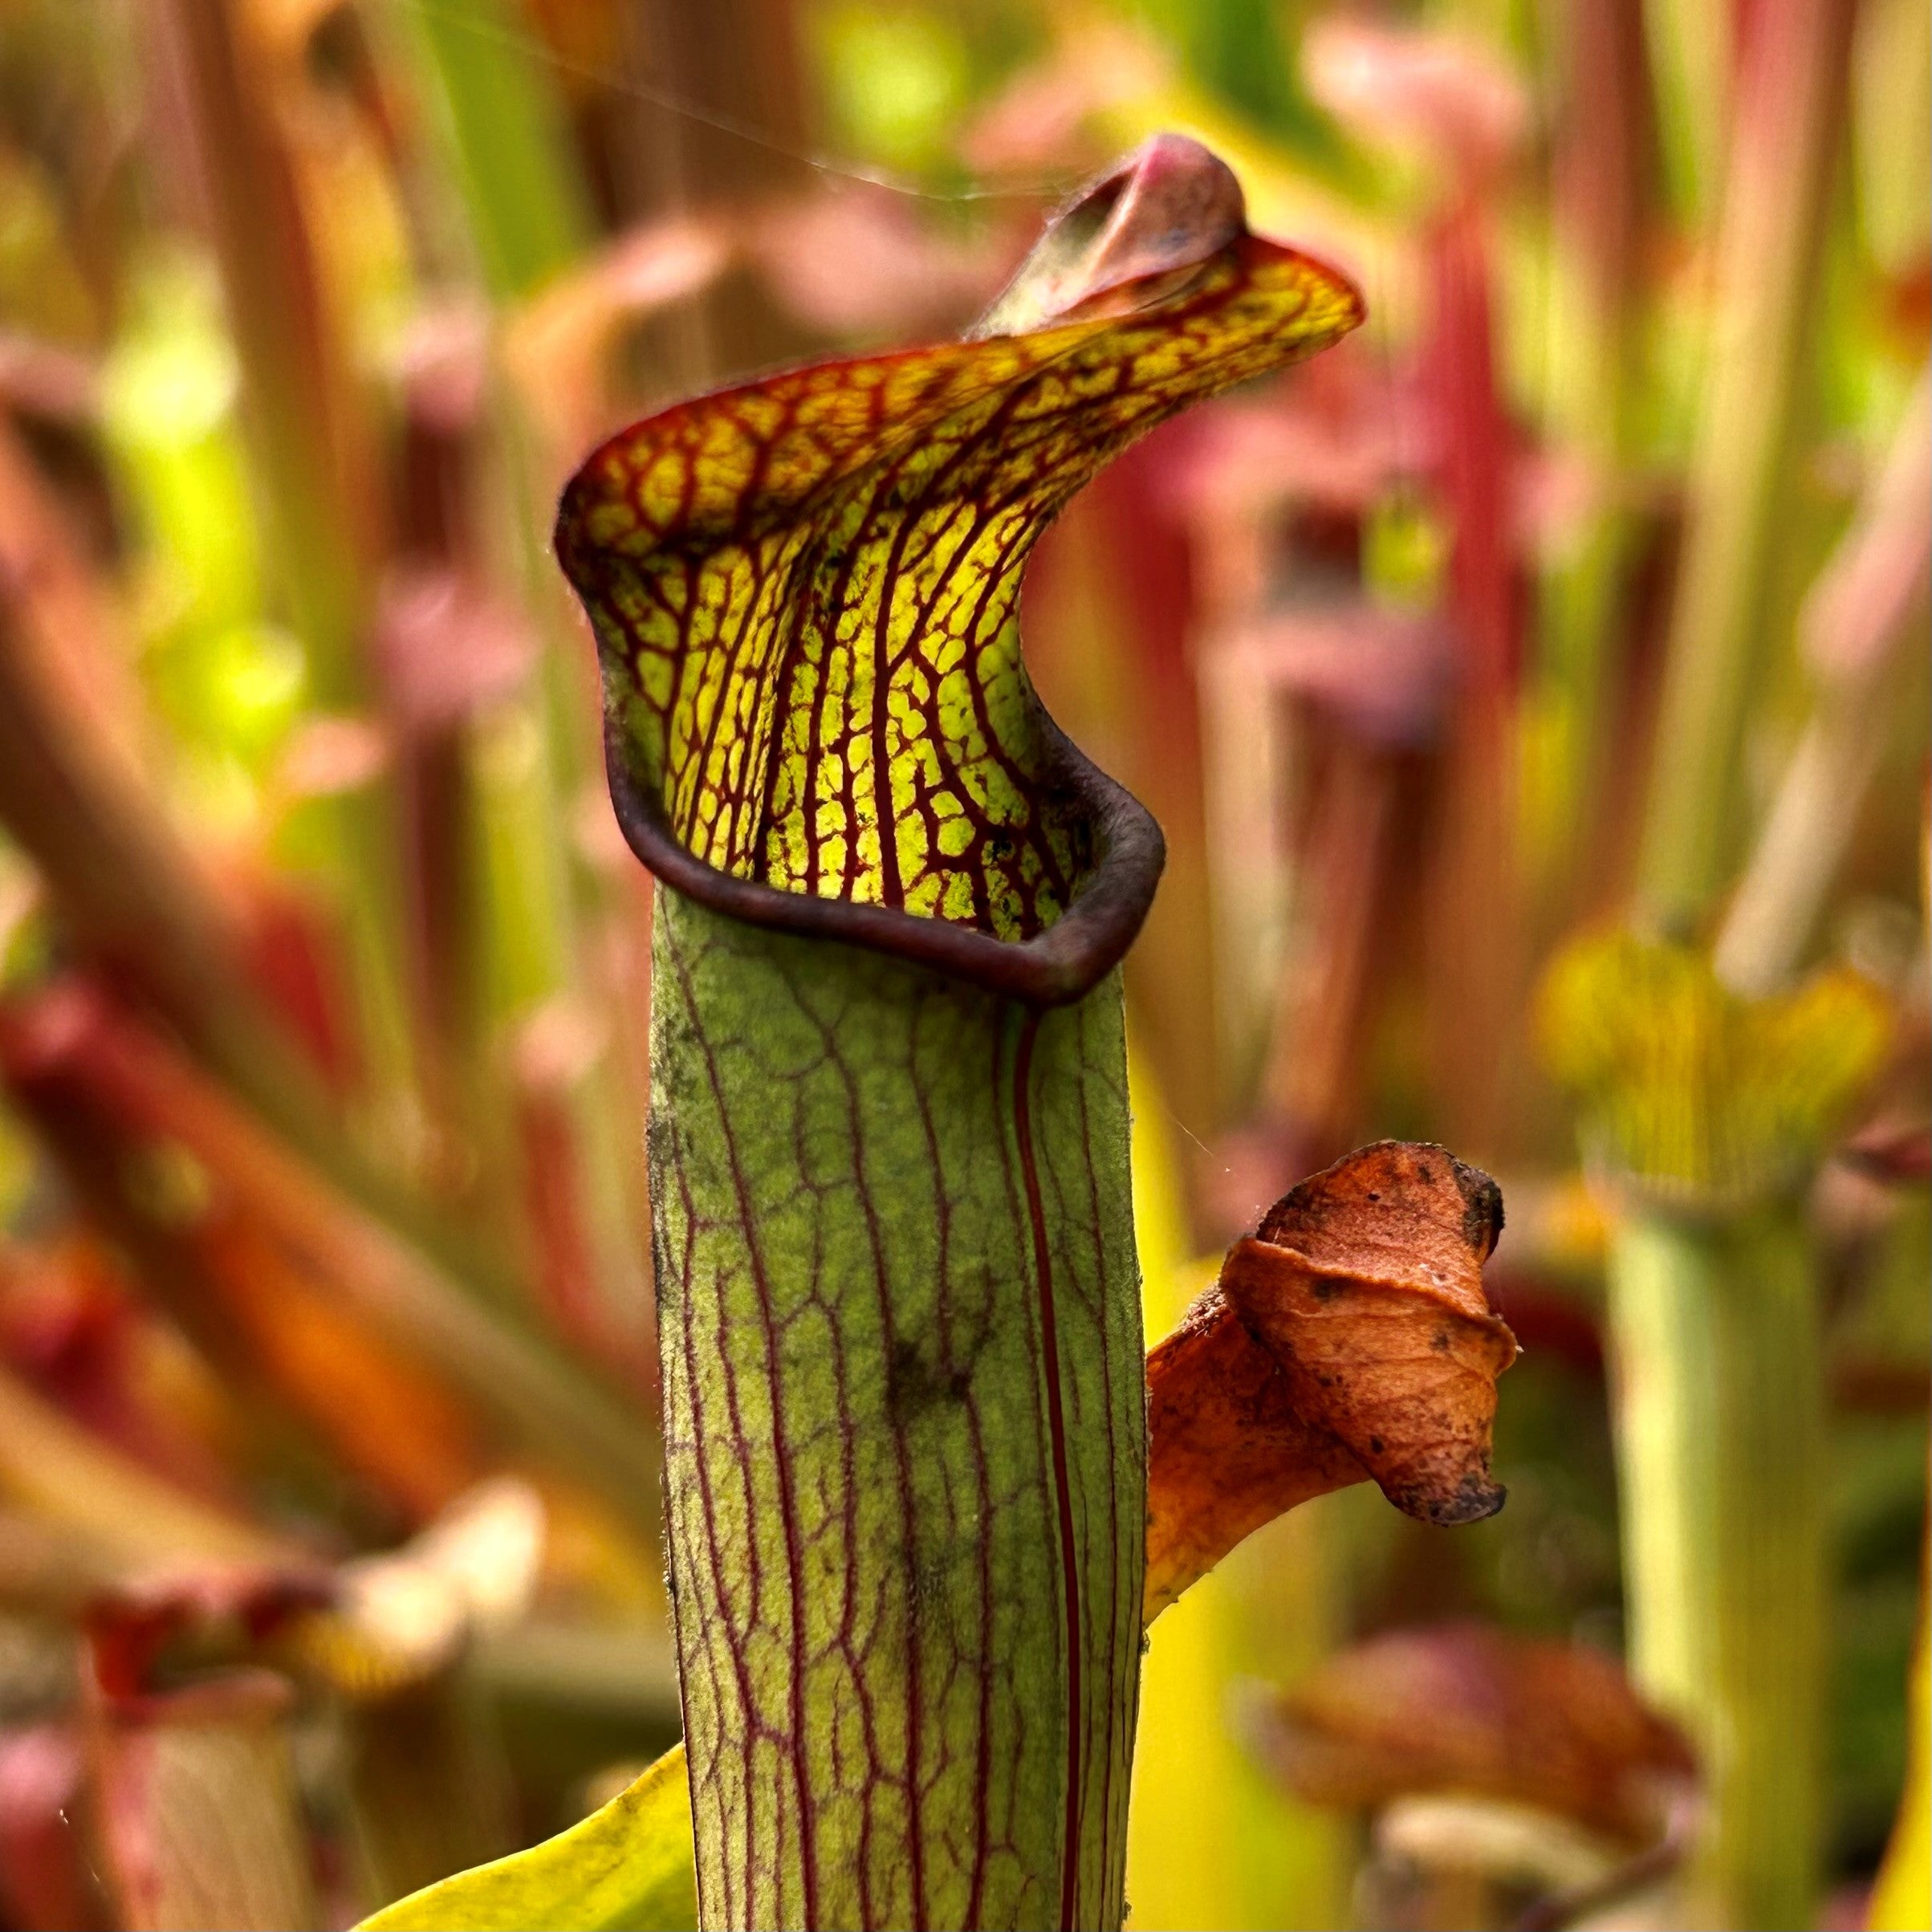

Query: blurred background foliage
[0,0,1922,1927]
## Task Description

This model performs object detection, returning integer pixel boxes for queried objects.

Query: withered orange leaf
[1245,1622,1697,1849]
[1145,1141,1516,1621]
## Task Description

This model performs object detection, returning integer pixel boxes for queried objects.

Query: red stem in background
[1426,197,1519,718]
[1420,194,1525,1158]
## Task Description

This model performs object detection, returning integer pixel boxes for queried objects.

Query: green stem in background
[1608,1207,1824,1930]
[1640,0,1729,227]
[1636,0,1857,933]
[152,0,374,710]
[149,0,425,1133]
[557,139,1363,1927]
[1572,13,1869,1925]
[382,0,592,303]
[1543,936,1889,1931]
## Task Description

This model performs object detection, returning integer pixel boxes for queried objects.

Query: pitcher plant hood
[555,134,1362,1004]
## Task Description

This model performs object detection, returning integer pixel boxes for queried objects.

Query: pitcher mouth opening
[600,703,1165,1007]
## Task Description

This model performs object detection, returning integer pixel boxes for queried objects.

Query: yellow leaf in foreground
[356,1745,696,1932]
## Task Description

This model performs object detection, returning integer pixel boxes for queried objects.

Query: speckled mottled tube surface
[649,894,1143,1931]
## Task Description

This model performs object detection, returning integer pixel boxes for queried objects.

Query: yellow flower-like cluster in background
[1539,933,1891,1214]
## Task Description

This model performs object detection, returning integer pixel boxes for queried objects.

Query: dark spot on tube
[887,1338,974,1420]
